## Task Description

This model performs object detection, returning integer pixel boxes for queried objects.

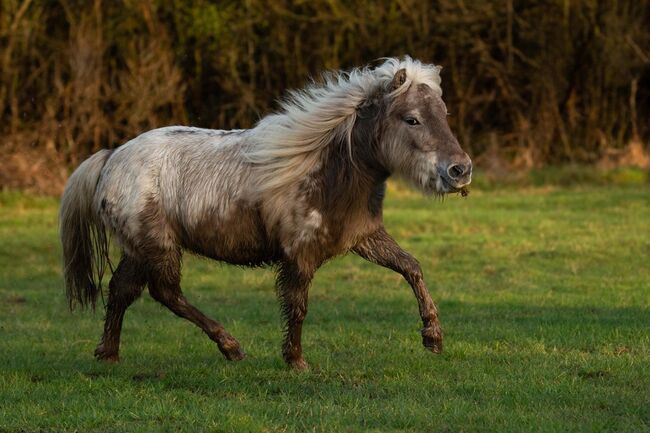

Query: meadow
[0,173,649,432]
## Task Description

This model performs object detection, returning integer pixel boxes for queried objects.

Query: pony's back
[95,126,256,257]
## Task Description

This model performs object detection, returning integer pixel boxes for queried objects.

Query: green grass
[1,182,649,433]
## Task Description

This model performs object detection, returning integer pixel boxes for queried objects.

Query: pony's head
[248,56,471,198]
[363,58,472,195]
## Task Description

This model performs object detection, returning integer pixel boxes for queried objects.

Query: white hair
[244,56,442,197]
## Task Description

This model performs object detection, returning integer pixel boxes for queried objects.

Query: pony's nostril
[447,164,465,179]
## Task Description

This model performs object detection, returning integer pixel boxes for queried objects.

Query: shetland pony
[60,56,472,369]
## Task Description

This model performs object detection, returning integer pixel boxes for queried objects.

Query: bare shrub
[1,0,648,194]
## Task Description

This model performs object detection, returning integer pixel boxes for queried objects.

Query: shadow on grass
[2,296,648,433]
[4,298,647,380]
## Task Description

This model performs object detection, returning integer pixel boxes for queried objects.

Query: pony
[60,56,472,370]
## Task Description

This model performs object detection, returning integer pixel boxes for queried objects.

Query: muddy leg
[353,228,443,353]
[147,250,245,361]
[95,256,146,362]
[277,262,313,370]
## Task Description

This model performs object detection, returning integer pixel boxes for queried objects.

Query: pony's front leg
[277,262,314,370]
[353,227,443,353]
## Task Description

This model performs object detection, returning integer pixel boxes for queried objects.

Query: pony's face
[380,70,472,195]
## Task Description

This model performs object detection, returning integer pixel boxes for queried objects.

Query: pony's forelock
[244,56,442,198]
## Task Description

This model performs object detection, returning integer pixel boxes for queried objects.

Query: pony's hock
[59,56,472,370]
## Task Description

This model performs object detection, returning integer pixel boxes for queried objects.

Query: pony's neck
[315,121,389,215]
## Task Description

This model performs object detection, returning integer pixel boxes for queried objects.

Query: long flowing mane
[245,56,442,196]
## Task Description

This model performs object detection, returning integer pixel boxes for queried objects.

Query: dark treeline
[1,0,649,173]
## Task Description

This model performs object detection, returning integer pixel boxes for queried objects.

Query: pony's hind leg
[147,250,245,361]
[95,255,147,362]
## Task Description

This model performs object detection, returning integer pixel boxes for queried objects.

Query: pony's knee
[401,258,423,284]
[292,303,308,322]
[280,289,308,321]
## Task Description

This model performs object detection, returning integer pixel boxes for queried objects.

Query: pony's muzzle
[439,154,472,189]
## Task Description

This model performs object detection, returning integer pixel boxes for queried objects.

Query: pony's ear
[390,68,407,91]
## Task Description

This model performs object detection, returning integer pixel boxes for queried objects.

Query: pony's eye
[404,117,420,126]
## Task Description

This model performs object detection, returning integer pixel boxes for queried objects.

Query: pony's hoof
[94,345,120,363]
[223,346,246,361]
[288,357,309,371]
[421,327,443,354]
[218,336,246,361]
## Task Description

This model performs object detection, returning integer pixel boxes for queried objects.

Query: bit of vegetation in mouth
[439,176,469,197]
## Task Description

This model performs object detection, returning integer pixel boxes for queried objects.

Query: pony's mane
[245,56,442,196]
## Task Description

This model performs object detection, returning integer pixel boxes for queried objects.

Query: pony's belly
[195,232,278,266]
[182,210,279,267]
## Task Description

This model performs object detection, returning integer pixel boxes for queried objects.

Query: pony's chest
[280,205,380,263]
[327,208,382,252]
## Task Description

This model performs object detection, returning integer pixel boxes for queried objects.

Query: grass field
[1,178,649,432]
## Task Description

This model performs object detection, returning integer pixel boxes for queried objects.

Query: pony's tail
[59,149,113,310]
